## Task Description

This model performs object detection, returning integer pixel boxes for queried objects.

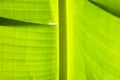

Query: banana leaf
[67,0,120,80]
[0,0,58,80]
[0,0,57,24]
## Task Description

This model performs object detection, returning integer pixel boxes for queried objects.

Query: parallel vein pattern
[67,0,120,80]
[0,25,58,80]
[0,0,55,24]
[0,0,58,80]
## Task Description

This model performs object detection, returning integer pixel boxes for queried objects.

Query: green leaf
[0,0,56,24]
[0,0,58,80]
[89,0,120,17]
[67,0,120,80]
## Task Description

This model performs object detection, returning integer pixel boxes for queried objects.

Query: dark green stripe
[59,0,68,80]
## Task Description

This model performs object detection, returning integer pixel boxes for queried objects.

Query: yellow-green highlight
[67,0,120,80]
